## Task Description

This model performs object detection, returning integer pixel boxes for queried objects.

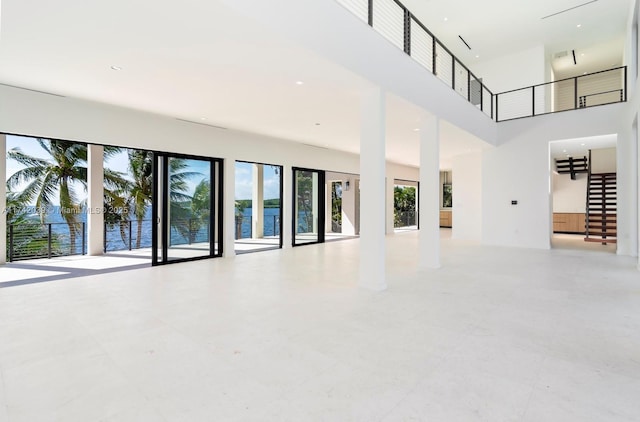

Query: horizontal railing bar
[497,66,626,96]
[580,89,623,98]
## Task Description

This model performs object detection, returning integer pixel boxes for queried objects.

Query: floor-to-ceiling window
[152,152,223,265]
[234,161,283,254]
[394,180,419,230]
[293,167,325,246]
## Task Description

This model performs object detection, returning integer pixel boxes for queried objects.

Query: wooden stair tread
[584,238,617,244]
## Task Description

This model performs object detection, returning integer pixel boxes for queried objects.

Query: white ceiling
[403,0,630,79]
[549,134,617,160]
[0,0,630,170]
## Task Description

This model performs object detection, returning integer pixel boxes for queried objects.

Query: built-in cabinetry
[553,213,585,234]
[439,210,452,228]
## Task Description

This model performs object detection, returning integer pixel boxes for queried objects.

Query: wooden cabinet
[439,210,452,228]
[553,213,585,234]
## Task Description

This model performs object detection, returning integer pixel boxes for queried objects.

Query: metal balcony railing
[335,0,627,122]
[336,0,494,119]
[495,67,627,121]
[7,222,86,261]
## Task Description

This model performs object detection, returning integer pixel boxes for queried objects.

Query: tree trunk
[136,217,143,249]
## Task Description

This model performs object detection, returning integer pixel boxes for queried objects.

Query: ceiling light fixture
[577,24,582,28]
[458,35,472,50]
[444,17,448,21]
[295,81,304,85]
[475,55,480,58]
[581,143,586,146]
[413,128,420,132]
[110,65,122,71]
[541,0,598,19]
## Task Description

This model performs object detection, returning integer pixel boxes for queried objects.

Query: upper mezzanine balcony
[335,0,627,122]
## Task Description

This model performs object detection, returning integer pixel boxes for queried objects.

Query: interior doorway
[549,135,617,253]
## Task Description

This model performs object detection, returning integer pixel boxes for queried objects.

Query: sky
[6,135,281,205]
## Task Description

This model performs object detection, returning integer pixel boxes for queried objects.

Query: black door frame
[235,160,284,249]
[292,167,326,247]
[152,152,224,266]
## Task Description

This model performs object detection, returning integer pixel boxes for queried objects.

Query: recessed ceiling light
[295,81,304,85]
[576,24,581,28]
[583,72,587,75]
[413,128,420,132]
[200,117,207,121]
[581,143,585,146]
[563,149,567,152]
[110,65,122,71]
[581,53,585,56]
[475,55,480,58]
[444,17,448,21]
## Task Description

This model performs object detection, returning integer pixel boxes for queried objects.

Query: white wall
[591,147,617,173]
[485,103,628,250]
[0,84,423,251]
[470,45,547,93]
[452,152,482,241]
[552,173,587,213]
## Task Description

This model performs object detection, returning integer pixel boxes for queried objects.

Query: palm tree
[8,139,88,254]
[127,151,200,248]
[8,139,129,255]
[5,185,63,260]
[127,150,153,248]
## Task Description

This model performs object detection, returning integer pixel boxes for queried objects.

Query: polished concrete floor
[0,230,639,421]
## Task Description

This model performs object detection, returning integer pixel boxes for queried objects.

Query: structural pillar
[0,134,6,264]
[419,116,441,269]
[359,87,387,291]
[282,164,293,248]
[385,175,395,234]
[223,158,236,258]
[637,118,640,271]
[87,144,104,256]
[252,164,264,239]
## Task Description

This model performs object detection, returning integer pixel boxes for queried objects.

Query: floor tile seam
[0,365,7,419]
[375,355,451,422]
[66,325,170,422]
[515,354,549,422]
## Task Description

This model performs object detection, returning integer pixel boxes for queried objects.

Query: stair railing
[585,149,592,238]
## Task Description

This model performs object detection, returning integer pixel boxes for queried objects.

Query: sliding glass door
[152,152,223,265]
[292,168,325,246]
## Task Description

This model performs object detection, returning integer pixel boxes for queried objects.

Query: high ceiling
[0,0,631,169]
[403,0,630,78]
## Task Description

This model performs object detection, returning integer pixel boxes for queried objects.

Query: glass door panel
[152,152,223,265]
[167,157,212,261]
[293,168,325,246]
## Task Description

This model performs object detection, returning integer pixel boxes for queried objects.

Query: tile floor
[0,231,638,421]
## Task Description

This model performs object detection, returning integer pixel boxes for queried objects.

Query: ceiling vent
[175,118,227,130]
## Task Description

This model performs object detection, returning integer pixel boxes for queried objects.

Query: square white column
[252,163,264,239]
[223,159,236,258]
[385,175,395,235]
[359,87,387,291]
[282,165,293,248]
[419,116,441,269]
[87,144,104,256]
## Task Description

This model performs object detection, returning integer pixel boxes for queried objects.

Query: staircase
[584,170,617,244]
[555,156,588,180]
